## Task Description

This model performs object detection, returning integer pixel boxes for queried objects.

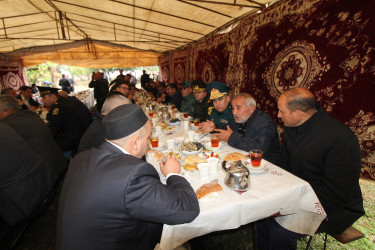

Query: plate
[168,121,181,126]
[244,159,267,173]
[178,142,203,155]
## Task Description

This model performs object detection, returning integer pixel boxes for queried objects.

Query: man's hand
[160,154,181,177]
[214,126,233,142]
[198,120,215,133]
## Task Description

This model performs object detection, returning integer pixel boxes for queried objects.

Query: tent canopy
[0,0,277,68]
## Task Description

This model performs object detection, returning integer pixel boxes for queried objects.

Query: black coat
[193,95,212,122]
[228,109,282,165]
[46,99,85,152]
[57,142,199,250]
[280,106,365,233]
[77,116,105,153]
[0,122,56,226]
[2,110,67,178]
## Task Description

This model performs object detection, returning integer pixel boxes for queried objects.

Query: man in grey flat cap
[57,104,200,250]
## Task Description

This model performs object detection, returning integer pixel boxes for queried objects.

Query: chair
[304,226,364,250]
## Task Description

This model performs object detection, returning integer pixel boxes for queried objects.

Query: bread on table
[196,180,224,201]
[223,152,247,162]
[183,155,207,170]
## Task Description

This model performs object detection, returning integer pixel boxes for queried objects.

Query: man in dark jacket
[0,95,67,178]
[166,83,182,110]
[57,104,199,249]
[214,93,281,165]
[78,94,131,153]
[0,121,58,248]
[59,74,71,94]
[89,72,109,112]
[192,80,211,122]
[257,87,364,249]
[42,91,85,158]
[16,86,40,110]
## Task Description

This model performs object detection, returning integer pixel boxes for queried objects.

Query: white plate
[244,159,267,172]
[178,143,202,155]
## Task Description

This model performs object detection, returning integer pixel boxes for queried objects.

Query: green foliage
[26,63,55,84]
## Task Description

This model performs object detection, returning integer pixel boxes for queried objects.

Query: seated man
[16,86,40,111]
[58,90,93,130]
[166,83,182,110]
[78,94,131,153]
[0,122,57,248]
[41,90,85,158]
[57,104,200,249]
[180,81,195,116]
[214,93,281,165]
[192,80,211,122]
[199,81,235,132]
[109,81,130,98]
[257,87,365,249]
[0,95,67,178]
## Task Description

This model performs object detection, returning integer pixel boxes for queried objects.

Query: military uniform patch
[208,106,214,115]
[220,119,228,124]
[52,108,59,115]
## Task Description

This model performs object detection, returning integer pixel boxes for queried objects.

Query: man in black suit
[0,121,58,248]
[59,74,71,94]
[16,86,40,110]
[57,104,200,250]
[0,95,67,178]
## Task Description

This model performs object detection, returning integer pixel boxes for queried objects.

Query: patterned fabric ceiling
[0,0,278,67]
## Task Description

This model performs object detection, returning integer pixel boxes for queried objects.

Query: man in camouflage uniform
[41,90,85,158]
[192,80,211,122]
[180,81,195,116]
[199,81,234,132]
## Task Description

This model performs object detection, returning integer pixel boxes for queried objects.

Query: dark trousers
[96,98,105,112]
[257,218,305,250]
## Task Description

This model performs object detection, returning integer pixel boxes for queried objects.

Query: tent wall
[0,58,27,93]
[159,0,375,179]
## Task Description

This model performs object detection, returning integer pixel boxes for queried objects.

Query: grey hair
[101,94,131,115]
[233,93,256,107]
[0,95,21,112]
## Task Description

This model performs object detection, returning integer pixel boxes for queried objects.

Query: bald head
[101,94,131,115]
[282,87,316,113]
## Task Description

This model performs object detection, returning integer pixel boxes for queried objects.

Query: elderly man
[214,93,281,165]
[16,86,40,110]
[192,80,211,122]
[166,83,182,110]
[199,81,234,132]
[42,90,84,158]
[257,87,365,249]
[78,94,131,153]
[180,81,195,116]
[57,104,200,249]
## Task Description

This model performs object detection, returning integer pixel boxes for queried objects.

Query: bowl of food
[178,141,204,155]
[168,118,181,126]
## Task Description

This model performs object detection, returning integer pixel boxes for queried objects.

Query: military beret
[181,81,192,89]
[192,80,206,93]
[206,81,231,100]
[102,104,148,140]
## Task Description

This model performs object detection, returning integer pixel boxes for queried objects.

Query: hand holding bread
[160,154,181,176]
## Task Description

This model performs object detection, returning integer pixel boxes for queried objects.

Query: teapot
[222,160,250,191]
[159,107,171,122]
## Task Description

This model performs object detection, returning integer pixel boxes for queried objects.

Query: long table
[146,123,326,250]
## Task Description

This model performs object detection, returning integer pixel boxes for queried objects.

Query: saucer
[244,159,267,173]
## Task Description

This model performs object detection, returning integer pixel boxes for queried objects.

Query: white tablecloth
[146,125,326,250]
